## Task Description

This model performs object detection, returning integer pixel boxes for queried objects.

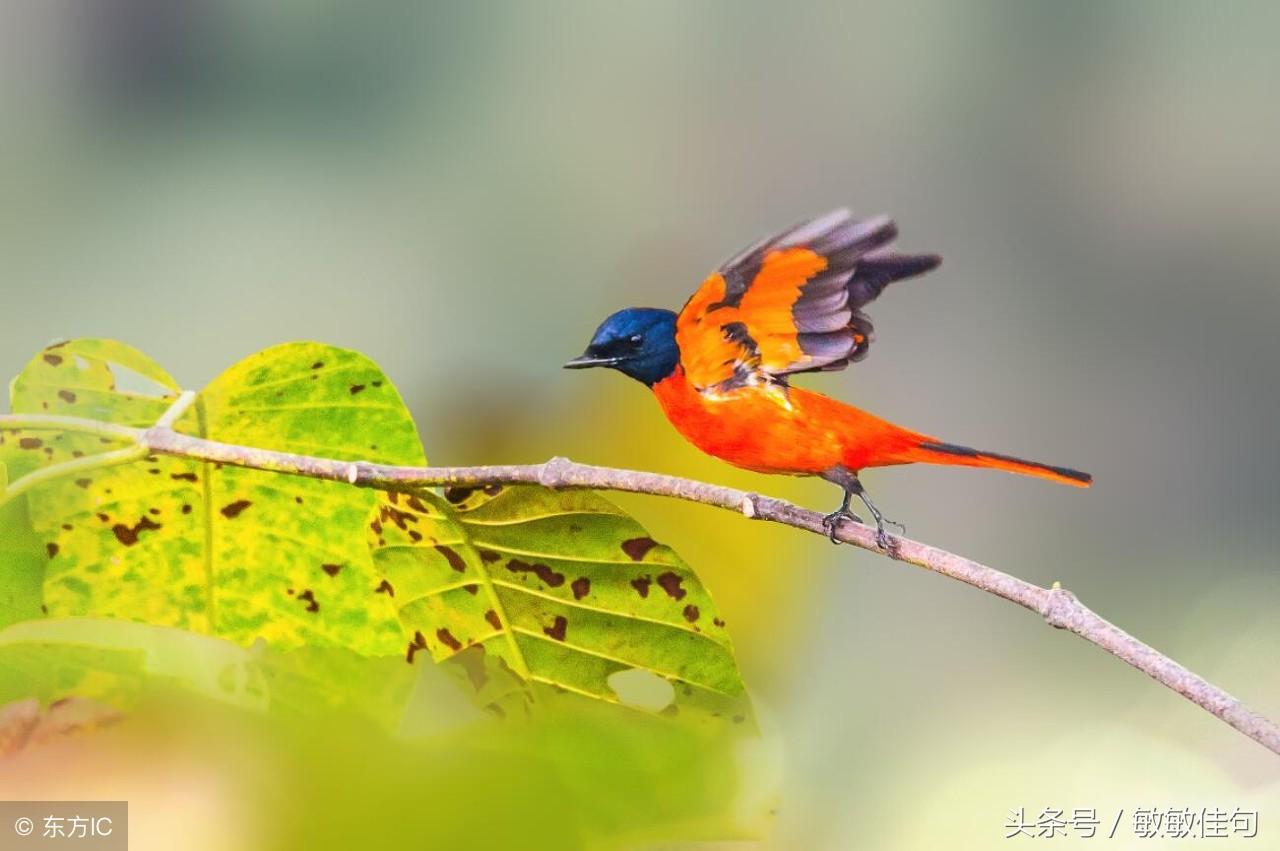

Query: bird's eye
[628,334,643,346]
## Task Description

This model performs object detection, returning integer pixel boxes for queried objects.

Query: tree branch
[3,412,1278,757]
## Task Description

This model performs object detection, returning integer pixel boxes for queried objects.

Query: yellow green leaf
[0,491,45,629]
[0,618,420,729]
[371,485,752,724]
[7,340,425,655]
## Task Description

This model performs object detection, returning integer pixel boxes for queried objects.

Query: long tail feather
[908,440,1092,487]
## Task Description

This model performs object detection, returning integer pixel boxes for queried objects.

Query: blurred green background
[1,1,1277,848]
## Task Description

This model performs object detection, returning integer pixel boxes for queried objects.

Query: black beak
[563,353,620,369]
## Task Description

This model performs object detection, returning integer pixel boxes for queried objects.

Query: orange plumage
[567,209,1091,545]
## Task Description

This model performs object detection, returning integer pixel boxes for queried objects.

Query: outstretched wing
[675,209,940,393]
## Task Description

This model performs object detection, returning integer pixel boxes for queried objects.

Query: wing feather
[675,209,940,391]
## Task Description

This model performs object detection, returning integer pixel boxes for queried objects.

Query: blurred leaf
[0,618,428,731]
[0,492,45,628]
[117,689,755,850]
[372,485,752,725]
[0,617,268,710]
[7,339,424,654]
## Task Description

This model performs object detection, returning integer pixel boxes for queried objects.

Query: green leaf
[0,618,420,729]
[0,617,266,710]
[372,485,752,724]
[0,493,46,629]
[8,340,426,655]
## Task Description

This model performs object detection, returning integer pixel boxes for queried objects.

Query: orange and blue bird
[566,209,1091,547]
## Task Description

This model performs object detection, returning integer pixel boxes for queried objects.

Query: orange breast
[649,368,911,476]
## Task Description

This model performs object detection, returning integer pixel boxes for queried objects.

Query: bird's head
[565,307,679,386]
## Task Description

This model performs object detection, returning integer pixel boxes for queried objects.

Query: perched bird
[566,209,1091,547]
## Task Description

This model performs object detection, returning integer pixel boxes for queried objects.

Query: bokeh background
[2,1,1278,848]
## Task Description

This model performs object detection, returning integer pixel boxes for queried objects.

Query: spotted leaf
[371,485,752,724]
[4,339,424,654]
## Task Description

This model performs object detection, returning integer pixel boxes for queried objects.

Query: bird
[565,209,1091,548]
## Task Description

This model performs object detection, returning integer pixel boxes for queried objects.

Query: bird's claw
[822,509,862,545]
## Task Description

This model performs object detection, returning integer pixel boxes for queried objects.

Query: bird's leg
[820,466,904,549]
[851,479,905,550]
[821,488,863,545]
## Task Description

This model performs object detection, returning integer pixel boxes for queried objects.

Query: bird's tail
[903,440,1092,488]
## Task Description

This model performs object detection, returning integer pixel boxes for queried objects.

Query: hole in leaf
[607,668,675,713]
[109,363,175,398]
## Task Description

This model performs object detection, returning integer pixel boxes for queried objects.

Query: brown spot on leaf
[96,513,110,523]
[507,559,565,587]
[436,628,462,651]
[443,486,475,504]
[375,579,394,596]
[543,615,567,641]
[297,589,319,613]
[349,384,366,395]
[405,494,429,513]
[371,380,383,388]
[683,604,700,623]
[436,545,467,572]
[220,500,252,519]
[112,516,162,546]
[463,584,479,595]
[61,523,72,531]
[484,609,502,630]
[294,496,303,504]
[148,508,160,516]
[621,537,658,561]
[713,617,725,627]
[571,577,591,600]
[170,472,198,482]
[43,353,63,366]
[321,563,342,577]
[406,630,427,663]
[74,478,91,489]
[379,503,418,531]
[46,543,59,559]
[656,571,687,600]
[181,504,192,515]
[631,576,652,598]
[19,438,42,450]
[71,451,84,458]
[311,361,324,369]
[408,530,422,543]
[479,549,500,564]
[57,389,76,403]
[370,519,383,535]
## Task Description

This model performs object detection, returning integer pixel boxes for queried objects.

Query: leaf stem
[0,444,149,505]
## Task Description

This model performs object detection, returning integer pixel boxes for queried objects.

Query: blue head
[565,307,679,386]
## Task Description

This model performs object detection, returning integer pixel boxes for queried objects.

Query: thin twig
[1,412,1277,757]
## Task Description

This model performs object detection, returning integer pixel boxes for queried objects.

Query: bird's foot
[852,492,904,551]
[822,508,862,545]
[867,512,905,550]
